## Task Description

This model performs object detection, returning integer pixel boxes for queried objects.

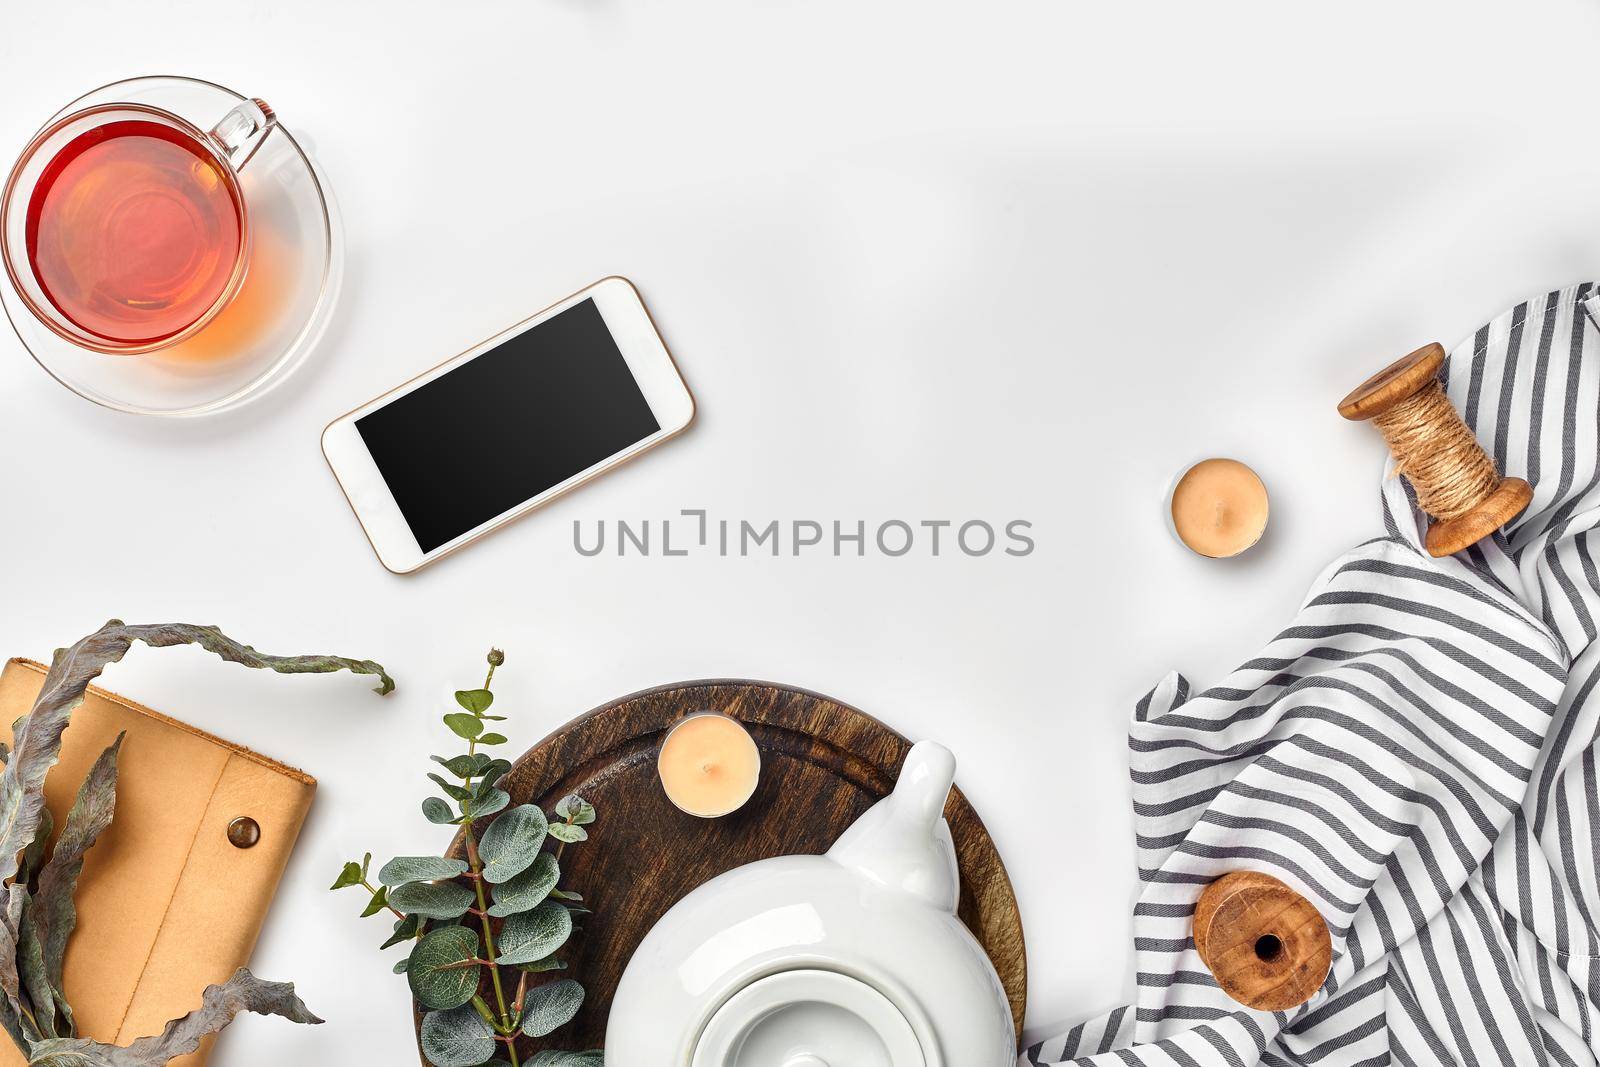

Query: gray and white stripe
[1026,283,1600,1067]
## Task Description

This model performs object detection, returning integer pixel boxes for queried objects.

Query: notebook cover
[0,658,316,1067]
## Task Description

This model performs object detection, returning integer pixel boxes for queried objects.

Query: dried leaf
[19,808,52,890]
[0,888,35,1044]
[0,621,391,888]
[18,898,57,1038]
[25,967,319,1066]
[34,738,121,994]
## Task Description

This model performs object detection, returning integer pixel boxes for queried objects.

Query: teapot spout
[827,740,961,912]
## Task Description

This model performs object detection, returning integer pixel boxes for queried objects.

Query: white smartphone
[322,277,695,573]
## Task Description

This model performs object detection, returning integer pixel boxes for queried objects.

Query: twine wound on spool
[1339,343,1533,557]
[1194,871,1332,1012]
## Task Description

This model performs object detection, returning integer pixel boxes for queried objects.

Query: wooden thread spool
[1193,871,1331,1012]
[1339,342,1533,557]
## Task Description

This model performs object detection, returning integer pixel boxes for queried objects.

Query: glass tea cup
[0,97,276,355]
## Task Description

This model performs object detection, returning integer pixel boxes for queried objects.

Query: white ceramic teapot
[606,741,1016,1067]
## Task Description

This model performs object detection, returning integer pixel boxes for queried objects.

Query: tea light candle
[1169,458,1269,558]
[657,712,761,818]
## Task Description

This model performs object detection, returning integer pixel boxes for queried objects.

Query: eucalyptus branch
[332,648,600,1067]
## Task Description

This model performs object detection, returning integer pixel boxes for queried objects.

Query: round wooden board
[425,679,1027,1058]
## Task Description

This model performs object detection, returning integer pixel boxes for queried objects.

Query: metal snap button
[227,816,261,849]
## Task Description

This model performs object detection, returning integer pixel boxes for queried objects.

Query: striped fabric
[1024,284,1600,1067]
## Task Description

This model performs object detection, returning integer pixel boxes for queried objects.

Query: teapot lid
[690,970,927,1067]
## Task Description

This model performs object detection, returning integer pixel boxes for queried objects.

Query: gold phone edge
[319,275,697,575]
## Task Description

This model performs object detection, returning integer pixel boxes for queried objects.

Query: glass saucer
[0,75,341,417]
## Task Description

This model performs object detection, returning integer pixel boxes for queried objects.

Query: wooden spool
[1193,871,1331,1012]
[1339,342,1533,557]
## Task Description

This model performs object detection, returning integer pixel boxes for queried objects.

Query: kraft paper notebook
[0,658,316,1067]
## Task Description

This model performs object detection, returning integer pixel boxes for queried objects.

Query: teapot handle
[893,741,956,825]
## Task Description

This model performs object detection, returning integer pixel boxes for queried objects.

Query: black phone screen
[356,298,660,553]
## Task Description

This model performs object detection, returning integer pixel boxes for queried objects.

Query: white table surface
[3,1,1599,1061]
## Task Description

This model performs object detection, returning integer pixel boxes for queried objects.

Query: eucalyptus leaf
[380,914,419,950]
[24,967,320,1067]
[392,957,410,975]
[377,856,468,888]
[330,861,364,890]
[548,888,582,903]
[0,621,391,894]
[429,754,482,778]
[479,759,512,785]
[478,805,548,883]
[494,902,571,966]
[519,978,584,1037]
[359,886,389,918]
[442,714,482,741]
[421,797,458,825]
[406,926,481,1011]
[33,736,120,996]
[554,795,595,826]
[454,689,494,713]
[514,955,567,973]
[463,788,509,821]
[427,774,473,802]
[419,1004,495,1067]
[546,823,588,844]
[389,881,473,920]
[527,1053,603,1067]
[476,733,508,746]
[488,852,559,917]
